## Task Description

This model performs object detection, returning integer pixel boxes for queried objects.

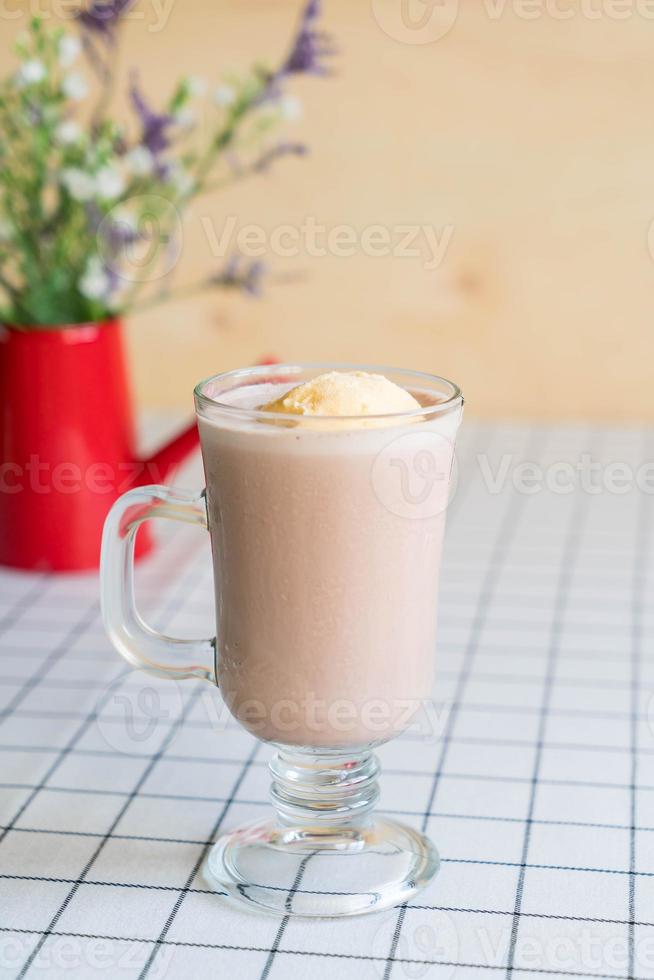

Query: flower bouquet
[0,0,331,571]
[0,0,331,323]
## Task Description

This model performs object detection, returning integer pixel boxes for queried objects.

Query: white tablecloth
[0,422,652,979]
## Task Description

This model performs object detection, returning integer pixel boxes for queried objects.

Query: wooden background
[4,0,654,419]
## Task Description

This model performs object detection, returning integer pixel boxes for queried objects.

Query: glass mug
[101,363,463,917]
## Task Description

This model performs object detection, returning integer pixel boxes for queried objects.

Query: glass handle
[100,485,216,683]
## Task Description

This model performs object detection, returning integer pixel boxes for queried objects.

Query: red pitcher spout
[0,316,279,572]
[138,421,200,486]
[136,357,279,487]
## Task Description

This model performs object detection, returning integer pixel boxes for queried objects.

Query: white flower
[79,257,110,301]
[125,146,154,176]
[54,120,82,145]
[186,75,207,97]
[169,164,194,197]
[16,60,46,87]
[58,35,81,68]
[107,205,139,239]
[214,84,235,107]
[279,95,302,122]
[110,206,137,234]
[61,72,88,102]
[61,167,96,202]
[176,173,195,196]
[174,108,195,130]
[95,166,125,200]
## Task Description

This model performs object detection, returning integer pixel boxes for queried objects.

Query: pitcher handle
[100,485,216,683]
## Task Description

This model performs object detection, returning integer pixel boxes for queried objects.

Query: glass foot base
[204,817,439,917]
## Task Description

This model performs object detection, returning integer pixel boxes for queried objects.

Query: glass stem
[269,748,380,830]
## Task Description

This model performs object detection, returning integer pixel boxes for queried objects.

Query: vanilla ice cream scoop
[260,371,421,418]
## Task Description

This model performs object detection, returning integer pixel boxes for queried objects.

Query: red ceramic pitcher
[0,318,200,572]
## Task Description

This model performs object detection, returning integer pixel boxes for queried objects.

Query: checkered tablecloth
[0,421,653,980]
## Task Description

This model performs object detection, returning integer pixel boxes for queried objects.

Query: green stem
[91,29,120,128]
[190,74,269,196]
[0,269,20,299]
[126,277,219,315]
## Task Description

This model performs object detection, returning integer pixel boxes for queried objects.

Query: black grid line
[16,584,654,618]
[259,853,314,980]
[628,434,649,980]
[1,533,210,977]
[137,740,260,980]
[0,660,131,847]
[9,699,653,724]
[0,575,49,632]
[4,729,654,758]
[0,600,101,724]
[8,801,654,839]
[10,536,211,980]
[256,426,505,980]
[3,422,654,980]
[14,683,206,979]
[6,766,654,797]
[4,851,654,878]
[2,876,654,928]
[382,427,542,980]
[0,926,648,980]
[434,616,646,636]
[1,666,648,693]
[504,467,591,979]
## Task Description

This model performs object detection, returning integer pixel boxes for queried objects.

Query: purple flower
[85,202,102,229]
[77,0,136,40]
[87,203,140,287]
[279,0,334,78]
[106,213,140,252]
[253,141,307,173]
[129,74,175,157]
[210,257,266,297]
[25,102,43,126]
